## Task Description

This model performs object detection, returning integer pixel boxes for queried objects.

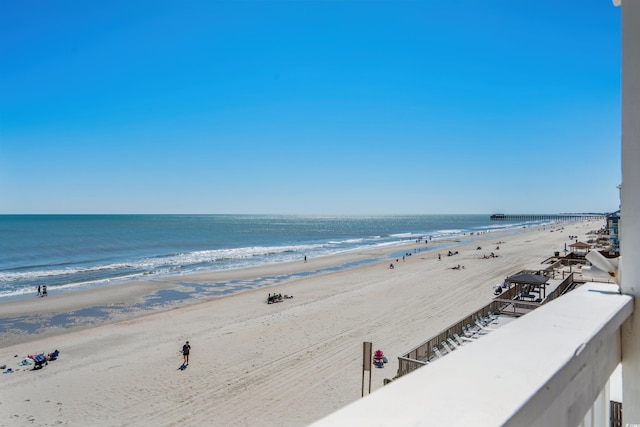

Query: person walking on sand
[37,285,41,297]
[182,341,191,365]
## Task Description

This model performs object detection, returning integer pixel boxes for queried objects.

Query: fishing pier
[490,213,604,221]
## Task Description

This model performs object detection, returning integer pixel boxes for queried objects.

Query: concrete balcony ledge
[312,283,633,427]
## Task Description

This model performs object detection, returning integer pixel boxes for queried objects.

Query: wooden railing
[397,299,510,377]
[544,272,574,303]
[398,273,576,378]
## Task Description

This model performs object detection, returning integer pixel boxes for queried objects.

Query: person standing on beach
[182,341,191,365]
[37,285,41,297]
[304,255,307,263]
[42,285,48,296]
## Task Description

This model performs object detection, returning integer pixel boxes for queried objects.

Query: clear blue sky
[0,1,621,214]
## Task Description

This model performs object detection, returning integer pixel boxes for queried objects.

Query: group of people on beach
[390,252,417,269]
[268,293,283,303]
[267,293,293,304]
[36,285,48,297]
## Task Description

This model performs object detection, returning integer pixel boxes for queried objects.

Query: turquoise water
[0,214,545,300]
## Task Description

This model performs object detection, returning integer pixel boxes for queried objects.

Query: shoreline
[1,214,539,303]
[1,230,520,347]
[0,220,604,426]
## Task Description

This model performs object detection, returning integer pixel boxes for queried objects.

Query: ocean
[0,214,547,301]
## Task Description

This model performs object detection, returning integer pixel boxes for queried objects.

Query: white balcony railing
[312,282,632,427]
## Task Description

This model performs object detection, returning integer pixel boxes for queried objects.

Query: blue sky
[0,1,621,214]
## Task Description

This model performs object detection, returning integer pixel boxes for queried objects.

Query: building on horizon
[607,210,620,255]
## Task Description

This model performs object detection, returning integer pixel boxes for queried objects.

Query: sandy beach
[0,220,603,427]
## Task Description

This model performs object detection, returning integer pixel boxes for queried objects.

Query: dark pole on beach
[362,342,372,397]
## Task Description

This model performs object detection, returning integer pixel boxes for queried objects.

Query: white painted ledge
[312,283,632,427]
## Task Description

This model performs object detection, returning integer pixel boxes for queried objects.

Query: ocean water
[0,214,546,301]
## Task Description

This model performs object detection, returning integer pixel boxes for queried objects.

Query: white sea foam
[435,229,464,236]
[0,215,561,301]
[0,262,144,282]
[0,243,329,284]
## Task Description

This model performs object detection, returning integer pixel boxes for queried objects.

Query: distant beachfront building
[607,211,620,254]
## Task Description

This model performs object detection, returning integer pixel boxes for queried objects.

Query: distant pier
[490,213,605,221]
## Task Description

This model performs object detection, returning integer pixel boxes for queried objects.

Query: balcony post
[619,0,640,423]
